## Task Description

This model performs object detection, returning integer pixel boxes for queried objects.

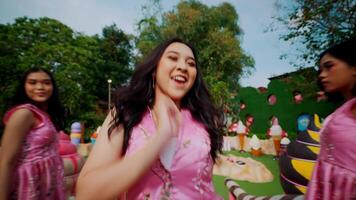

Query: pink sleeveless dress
[121,108,223,200]
[306,97,356,200]
[3,104,65,200]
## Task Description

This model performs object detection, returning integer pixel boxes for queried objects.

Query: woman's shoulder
[3,104,35,123]
[182,109,209,133]
[339,97,356,115]
[346,97,356,104]
[329,97,356,124]
[3,104,42,124]
[348,97,356,118]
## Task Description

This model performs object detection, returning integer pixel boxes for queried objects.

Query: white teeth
[173,76,186,82]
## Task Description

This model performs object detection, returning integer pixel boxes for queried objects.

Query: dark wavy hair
[11,67,65,131]
[109,38,224,162]
[318,37,356,101]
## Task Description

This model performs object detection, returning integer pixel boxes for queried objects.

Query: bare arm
[0,109,34,200]
[76,95,180,200]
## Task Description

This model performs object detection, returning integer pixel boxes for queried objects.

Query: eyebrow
[320,60,333,66]
[26,78,52,81]
[166,50,195,61]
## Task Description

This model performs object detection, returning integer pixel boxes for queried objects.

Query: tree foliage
[94,24,134,101]
[0,17,133,135]
[272,0,356,66]
[136,0,254,107]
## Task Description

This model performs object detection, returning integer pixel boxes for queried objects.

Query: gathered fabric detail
[4,104,65,200]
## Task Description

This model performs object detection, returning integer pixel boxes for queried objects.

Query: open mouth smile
[172,75,187,84]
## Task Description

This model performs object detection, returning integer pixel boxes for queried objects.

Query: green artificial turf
[213,151,284,200]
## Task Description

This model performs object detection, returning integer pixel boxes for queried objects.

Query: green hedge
[233,78,337,134]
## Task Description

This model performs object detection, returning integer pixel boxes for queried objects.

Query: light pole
[107,79,112,111]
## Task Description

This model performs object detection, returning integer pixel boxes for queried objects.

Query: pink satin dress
[3,104,65,200]
[121,108,223,200]
[306,97,356,200]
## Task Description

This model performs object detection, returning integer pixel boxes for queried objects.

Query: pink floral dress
[306,97,356,200]
[3,104,65,200]
[121,108,223,200]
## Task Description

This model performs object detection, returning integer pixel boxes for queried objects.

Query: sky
[0,0,297,88]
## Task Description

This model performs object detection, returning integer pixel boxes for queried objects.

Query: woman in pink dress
[306,38,356,199]
[0,67,66,200]
[77,38,224,199]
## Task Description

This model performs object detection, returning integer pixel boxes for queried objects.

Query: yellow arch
[313,114,322,129]
[291,159,315,180]
[306,146,320,154]
[307,130,320,142]
[296,185,307,194]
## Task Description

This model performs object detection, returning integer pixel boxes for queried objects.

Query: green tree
[0,17,101,131]
[94,24,134,101]
[0,17,133,136]
[136,0,254,107]
[272,0,356,66]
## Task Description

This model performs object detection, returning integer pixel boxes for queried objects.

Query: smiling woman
[154,42,197,105]
[76,38,225,200]
[24,72,54,104]
[0,67,66,200]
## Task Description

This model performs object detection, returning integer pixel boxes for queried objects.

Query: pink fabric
[306,97,356,200]
[4,104,65,200]
[121,109,223,200]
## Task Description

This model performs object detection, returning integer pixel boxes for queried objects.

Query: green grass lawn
[213,151,284,199]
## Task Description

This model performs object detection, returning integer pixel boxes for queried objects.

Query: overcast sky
[0,0,297,88]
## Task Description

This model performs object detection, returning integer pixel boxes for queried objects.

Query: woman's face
[154,42,197,105]
[319,53,356,96]
[25,71,53,104]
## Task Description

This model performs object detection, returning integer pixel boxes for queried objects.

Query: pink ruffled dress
[121,108,223,200]
[3,104,65,200]
[306,97,356,200]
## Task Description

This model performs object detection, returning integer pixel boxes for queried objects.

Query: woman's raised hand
[153,92,181,139]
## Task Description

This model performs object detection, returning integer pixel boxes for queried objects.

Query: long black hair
[109,38,224,162]
[11,67,65,131]
[318,37,356,101]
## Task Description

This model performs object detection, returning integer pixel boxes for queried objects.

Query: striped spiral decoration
[225,178,304,200]
[279,114,321,194]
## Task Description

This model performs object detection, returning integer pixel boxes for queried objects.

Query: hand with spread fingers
[153,91,181,139]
